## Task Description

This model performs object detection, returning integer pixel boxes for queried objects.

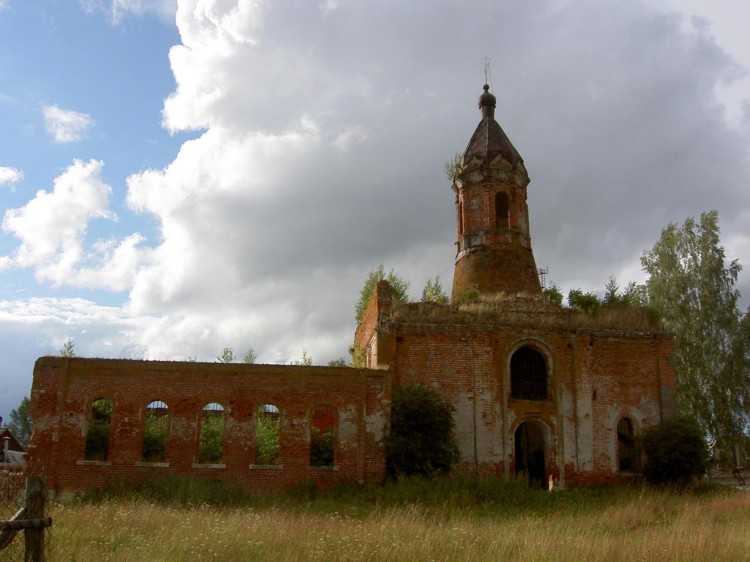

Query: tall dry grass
[48,483,750,561]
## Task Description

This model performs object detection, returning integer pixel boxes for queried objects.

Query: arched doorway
[514,421,546,489]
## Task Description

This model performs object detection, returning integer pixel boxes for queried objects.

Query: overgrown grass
[47,477,750,561]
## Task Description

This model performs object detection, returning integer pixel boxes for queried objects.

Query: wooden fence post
[24,476,47,562]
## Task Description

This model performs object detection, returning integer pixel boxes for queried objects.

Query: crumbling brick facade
[28,358,389,495]
[26,84,676,495]
[354,286,676,488]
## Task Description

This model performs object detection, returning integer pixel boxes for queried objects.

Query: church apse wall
[27,357,389,495]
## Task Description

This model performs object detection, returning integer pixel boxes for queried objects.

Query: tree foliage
[255,406,280,465]
[217,347,235,363]
[642,211,749,444]
[355,265,410,323]
[60,337,75,357]
[567,288,601,314]
[199,411,225,464]
[641,418,709,487]
[421,276,449,304]
[142,410,168,462]
[542,282,564,305]
[386,384,460,479]
[8,395,32,448]
[243,348,257,364]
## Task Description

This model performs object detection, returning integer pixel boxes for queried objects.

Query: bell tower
[451,85,541,299]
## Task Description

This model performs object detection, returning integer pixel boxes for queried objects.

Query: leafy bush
[255,407,280,465]
[142,412,168,462]
[641,417,709,487]
[386,384,460,479]
[199,412,225,464]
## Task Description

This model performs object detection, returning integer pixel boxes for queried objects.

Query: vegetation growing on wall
[355,265,410,323]
[255,405,280,465]
[199,404,225,464]
[142,401,169,462]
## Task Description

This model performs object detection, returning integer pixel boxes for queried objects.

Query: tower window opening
[458,200,464,236]
[495,192,509,229]
[510,346,547,400]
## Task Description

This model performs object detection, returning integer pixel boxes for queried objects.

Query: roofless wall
[28,357,389,496]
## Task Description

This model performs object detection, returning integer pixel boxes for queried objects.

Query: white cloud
[0,1,9,11]
[3,0,750,404]
[0,166,23,190]
[1,159,144,290]
[42,105,94,143]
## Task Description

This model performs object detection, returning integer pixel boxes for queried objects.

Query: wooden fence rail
[0,476,52,561]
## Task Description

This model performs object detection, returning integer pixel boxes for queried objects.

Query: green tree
[243,348,257,364]
[421,276,449,304]
[542,282,564,305]
[60,337,75,357]
[290,349,313,366]
[327,357,348,367]
[602,276,648,308]
[386,384,460,479]
[355,265,410,323]
[8,395,32,448]
[216,347,235,363]
[255,405,280,465]
[567,288,601,314]
[642,210,749,444]
[641,418,709,488]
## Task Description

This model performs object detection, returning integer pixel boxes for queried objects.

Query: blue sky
[1,0,749,421]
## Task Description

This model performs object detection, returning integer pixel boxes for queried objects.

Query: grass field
[23,479,750,561]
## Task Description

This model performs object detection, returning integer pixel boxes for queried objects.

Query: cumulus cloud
[4,0,750,398]
[42,104,94,143]
[0,166,23,190]
[1,159,145,290]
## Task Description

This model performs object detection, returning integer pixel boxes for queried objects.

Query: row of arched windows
[82,399,337,467]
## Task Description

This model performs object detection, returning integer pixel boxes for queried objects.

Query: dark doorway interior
[514,421,546,489]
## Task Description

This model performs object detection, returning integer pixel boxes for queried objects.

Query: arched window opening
[617,417,636,471]
[510,346,547,400]
[85,398,112,461]
[199,402,225,464]
[255,404,280,465]
[142,400,169,462]
[310,406,335,467]
[495,192,509,229]
[514,421,546,489]
[458,200,464,236]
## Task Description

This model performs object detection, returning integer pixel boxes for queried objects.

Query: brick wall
[28,357,389,496]
[361,288,676,487]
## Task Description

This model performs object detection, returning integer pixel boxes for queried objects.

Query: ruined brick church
[28,86,676,495]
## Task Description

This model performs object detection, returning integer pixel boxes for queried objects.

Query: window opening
[495,192,509,229]
[510,346,547,400]
[458,200,464,236]
[199,402,225,464]
[617,417,636,471]
[142,400,169,462]
[255,404,280,465]
[310,406,335,467]
[85,398,113,461]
